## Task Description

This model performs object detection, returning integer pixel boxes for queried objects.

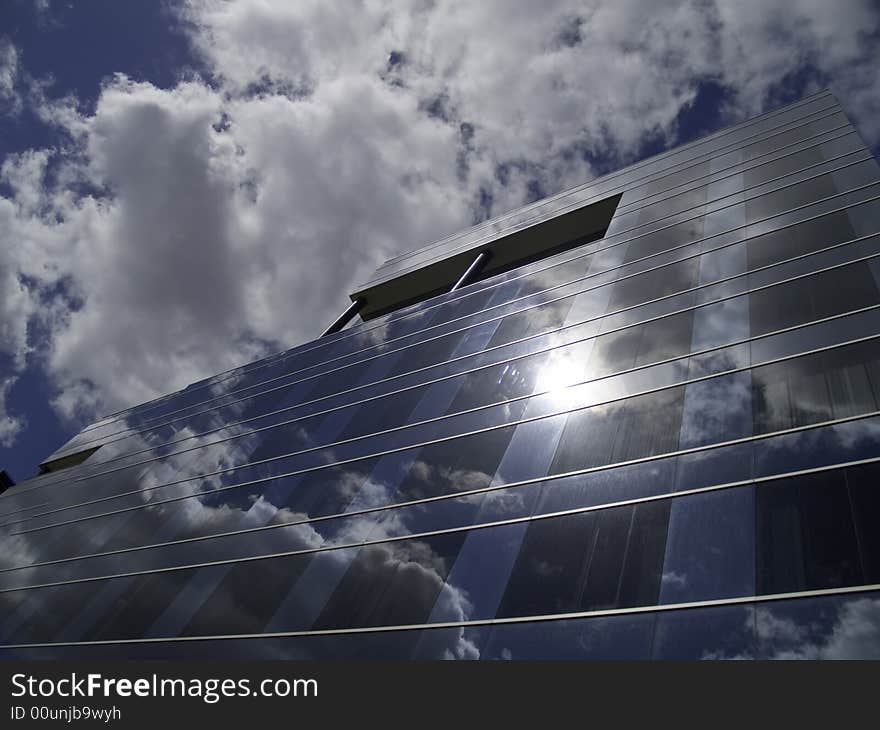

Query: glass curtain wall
[2,90,880,659]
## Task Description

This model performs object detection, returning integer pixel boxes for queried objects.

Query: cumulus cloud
[0,376,25,447]
[758,596,880,659]
[0,0,879,448]
[0,39,21,113]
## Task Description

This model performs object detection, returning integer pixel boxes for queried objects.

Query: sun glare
[536,354,585,399]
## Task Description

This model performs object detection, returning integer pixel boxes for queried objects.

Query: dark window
[495,512,595,617]
[638,160,711,197]
[622,218,705,265]
[745,171,839,223]
[182,555,314,637]
[752,338,880,434]
[746,209,857,271]
[588,310,695,378]
[393,424,518,503]
[550,387,685,475]
[608,258,700,312]
[844,461,880,584]
[587,325,643,377]
[660,486,756,603]
[387,329,465,378]
[512,254,596,299]
[484,297,576,348]
[312,532,466,629]
[82,569,205,642]
[482,612,655,659]
[749,261,880,337]
[742,145,825,189]
[38,445,102,474]
[625,186,709,230]
[653,604,756,659]
[336,388,429,441]
[497,500,670,617]
[756,470,863,594]
[635,311,696,367]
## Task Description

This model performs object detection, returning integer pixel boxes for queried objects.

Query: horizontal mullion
[3,446,879,589]
[76,97,848,430]
[5,581,877,651]
[10,325,880,536]
[56,223,880,480]
[8,403,879,575]
[13,226,880,512]
[370,110,853,283]
[610,121,853,214]
[609,128,859,228]
[151,120,861,411]
[376,96,841,276]
[52,267,880,510]
[42,158,880,463]
[48,225,880,484]
[0,459,875,596]
[379,91,835,268]
[598,147,869,244]
[13,227,880,520]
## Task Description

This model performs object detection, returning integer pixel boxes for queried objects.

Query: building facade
[2,89,880,659]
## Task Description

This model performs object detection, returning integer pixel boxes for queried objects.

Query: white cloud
[0,39,21,114]
[713,0,880,140]
[758,596,880,659]
[0,376,25,447]
[0,0,878,445]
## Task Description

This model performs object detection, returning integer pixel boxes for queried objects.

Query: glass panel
[756,470,862,594]
[311,532,466,629]
[660,486,756,603]
[607,258,700,311]
[549,388,685,475]
[481,613,655,659]
[653,604,756,659]
[497,500,670,617]
[844,461,880,584]
[746,209,857,271]
[756,591,880,659]
[749,261,880,337]
[745,170,839,223]
[752,339,880,434]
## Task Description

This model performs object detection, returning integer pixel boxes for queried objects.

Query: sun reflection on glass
[536,353,585,400]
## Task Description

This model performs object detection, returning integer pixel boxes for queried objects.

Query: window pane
[680,370,752,448]
[752,339,880,434]
[660,486,756,603]
[497,512,596,617]
[745,171,839,223]
[756,591,880,659]
[653,604,756,659]
[749,261,880,337]
[844,461,880,584]
[481,613,655,659]
[756,470,863,594]
[746,209,857,271]
[621,217,705,265]
[550,387,685,474]
[312,532,466,629]
[607,258,700,311]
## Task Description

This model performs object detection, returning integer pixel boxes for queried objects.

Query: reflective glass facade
[2,90,880,659]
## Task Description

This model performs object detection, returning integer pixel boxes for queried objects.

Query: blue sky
[0,0,879,482]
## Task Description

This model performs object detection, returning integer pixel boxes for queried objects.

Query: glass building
[2,89,880,659]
